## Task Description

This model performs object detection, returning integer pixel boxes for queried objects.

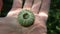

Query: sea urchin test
[18,9,35,27]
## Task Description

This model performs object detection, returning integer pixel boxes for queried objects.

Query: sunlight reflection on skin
[39,12,48,17]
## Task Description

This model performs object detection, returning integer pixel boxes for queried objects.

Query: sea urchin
[18,9,35,27]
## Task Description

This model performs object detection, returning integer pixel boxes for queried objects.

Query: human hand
[0,0,50,34]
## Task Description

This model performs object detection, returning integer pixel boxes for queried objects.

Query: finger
[39,0,50,15]
[7,0,23,17]
[23,0,33,10]
[11,0,23,10]
[39,0,50,17]
[32,0,42,14]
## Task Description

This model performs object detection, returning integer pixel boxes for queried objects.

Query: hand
[0,0,50,34]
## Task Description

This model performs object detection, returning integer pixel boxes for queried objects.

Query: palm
[0,0,50,34]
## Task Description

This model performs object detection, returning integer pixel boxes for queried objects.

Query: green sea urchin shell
[18,9,35,27]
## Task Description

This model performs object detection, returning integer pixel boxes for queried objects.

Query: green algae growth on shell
[18,9,35,27]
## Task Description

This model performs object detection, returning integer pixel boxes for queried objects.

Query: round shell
[18,9,35,27]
